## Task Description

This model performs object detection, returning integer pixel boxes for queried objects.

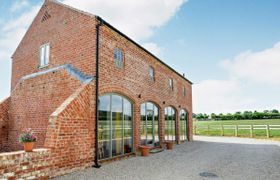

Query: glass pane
[165,107,176,141]
[98,95,111,159]
[146,110,153,145]
[123,98,132,154]
[149,67,154,80]
[180,111,185,141]
[171,108,176,141]
[45,44,50,65]
[40,46,45,66]
[140,103,146,145]
[154,106,159,144]
[185,112,188,141]
[164,108,168,141]
[112,95,123,157]
[146,102,153,111]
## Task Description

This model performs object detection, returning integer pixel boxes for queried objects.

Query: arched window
[98,94,133,160]
[140,102,159,147]
[180,109,188,141]
[164,107,176,141]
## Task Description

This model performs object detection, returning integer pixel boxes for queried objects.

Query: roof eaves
[96,16,193,85]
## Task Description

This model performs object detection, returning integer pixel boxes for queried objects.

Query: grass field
[193,119,280,140]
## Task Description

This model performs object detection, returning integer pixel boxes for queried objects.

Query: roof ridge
[47,1,192,84]
[47,0,97,19]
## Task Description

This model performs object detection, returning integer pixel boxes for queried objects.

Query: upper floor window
[114,48,124,68]
[149,67,155,81]
[39,43,50,67]
[169,78,173,90]
[183,87,186,96]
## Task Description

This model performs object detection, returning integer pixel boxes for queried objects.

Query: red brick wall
[44,82,95,177]
[8,69,83,151]
[98,25,193,150]
[7,0,192,174]
[0,98,10,152]
[11,0,97,90]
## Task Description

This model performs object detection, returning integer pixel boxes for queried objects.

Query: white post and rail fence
[193,124,280,138]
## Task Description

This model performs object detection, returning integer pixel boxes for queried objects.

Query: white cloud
[62,0,186,41]
[193,79,255,114]
[194,42,280,114]
[10,0,30,12]
[0,5,40,61]
[0,3,40,100]
[220,42,280,85]
[4,5,40,31]
[142,42,162,56]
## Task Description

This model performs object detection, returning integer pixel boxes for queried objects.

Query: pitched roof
[49,0,193,84]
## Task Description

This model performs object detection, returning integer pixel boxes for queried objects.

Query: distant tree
[194,109,280,121]
[233,112,242,120]
[211,113,217,120]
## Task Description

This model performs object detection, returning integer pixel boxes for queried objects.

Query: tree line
[193,109,280,121]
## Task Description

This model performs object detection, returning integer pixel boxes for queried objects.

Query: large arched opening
[140,102,160,147]
[98,93,133,160]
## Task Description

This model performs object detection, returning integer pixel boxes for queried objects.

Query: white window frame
[39,43,50,68]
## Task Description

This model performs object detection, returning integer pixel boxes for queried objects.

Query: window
[149,67,155,81]
[114,48,124,68]
[180,110,188,141]
[39,43,50,67]
[169,79,173,90]
[141,102,159,147]
[98,94,133,160]
[164,107,176,141]
[183,87,186,96]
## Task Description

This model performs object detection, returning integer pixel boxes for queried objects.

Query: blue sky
[0,0,280,113]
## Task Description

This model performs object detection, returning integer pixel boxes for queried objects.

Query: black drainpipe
[93,18,102,168]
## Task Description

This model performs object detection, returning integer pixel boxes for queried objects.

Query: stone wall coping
[0,148,50,157]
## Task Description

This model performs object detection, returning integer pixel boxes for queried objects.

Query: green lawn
[193,119,280,139]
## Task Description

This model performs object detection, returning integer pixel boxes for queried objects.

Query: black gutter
[96,16,193,85]
[93,19,102,168]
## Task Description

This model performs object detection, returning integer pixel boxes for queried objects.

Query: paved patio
[55,136,280,180]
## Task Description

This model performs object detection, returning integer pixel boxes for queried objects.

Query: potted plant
[165,141,174,150]
[19,128,37,152]
[139,145,151,156]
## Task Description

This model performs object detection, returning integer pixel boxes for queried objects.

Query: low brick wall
[0,97,10,152]
[0,148,50,179]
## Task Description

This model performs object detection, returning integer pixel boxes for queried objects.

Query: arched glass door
[141,102,159,147]
[164,107,176,141]
[180,109,188,141]
[98,94,133,160]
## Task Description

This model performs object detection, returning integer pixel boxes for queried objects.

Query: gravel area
[55,136,280,180]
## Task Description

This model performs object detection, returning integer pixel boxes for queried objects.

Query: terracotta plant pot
[139,146,150,156]
[166,141,174,150]
[23,142,35,152]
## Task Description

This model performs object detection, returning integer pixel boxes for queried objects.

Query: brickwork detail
[44,82,95,177]
[0,149,50,179]
[0,98,10,152]
[8,67,84,151]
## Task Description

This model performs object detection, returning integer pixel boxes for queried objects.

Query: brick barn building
[0,0,192,177]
